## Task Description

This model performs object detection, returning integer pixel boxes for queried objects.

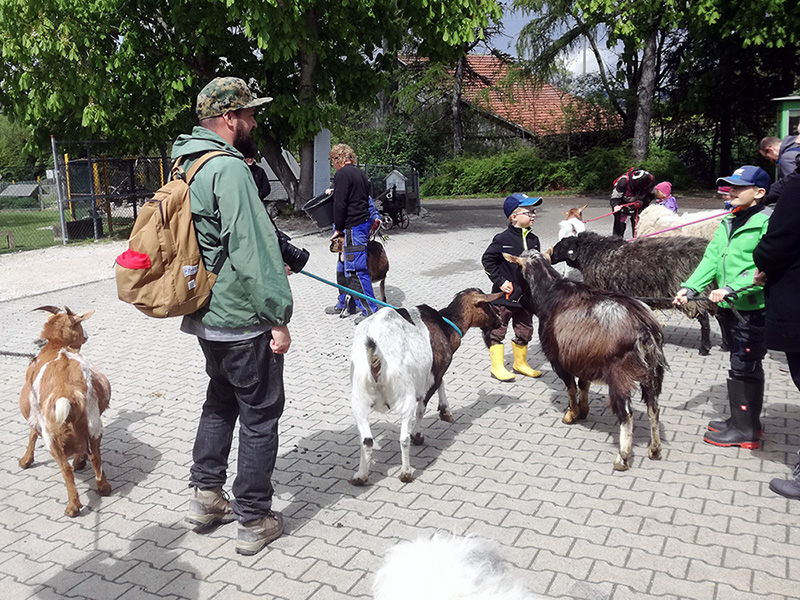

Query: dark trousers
[612,213,637,237]
[785,352,800,391]
[718,308,766,383]
[191,333,285,523]
[487,304,534,346]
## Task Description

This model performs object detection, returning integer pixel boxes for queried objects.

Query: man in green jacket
[174,77,293,556]
[674,166,772,450]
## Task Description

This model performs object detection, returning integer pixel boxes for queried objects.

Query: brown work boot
[185,487,234,529]
[235,511,284,556]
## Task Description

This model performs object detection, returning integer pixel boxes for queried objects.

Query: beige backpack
[115,151,230,318]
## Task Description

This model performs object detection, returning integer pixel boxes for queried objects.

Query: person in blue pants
[325,143,380,323]
[331,197,381,316]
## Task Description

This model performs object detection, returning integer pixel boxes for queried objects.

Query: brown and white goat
[330,236,389,302]
[18,306,111,516]
[349,288,502,485]
[505,253,667,470]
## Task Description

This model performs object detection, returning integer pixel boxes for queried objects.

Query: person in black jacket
[481,193,544,382]
[610,169,655,237]
[244,156,271,206]
[324,143,378,323]
[753,172,800,499]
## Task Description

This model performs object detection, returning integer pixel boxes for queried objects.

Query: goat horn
[32,305,61,314]
[64,306,75,316]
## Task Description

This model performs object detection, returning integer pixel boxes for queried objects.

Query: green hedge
[0,196,39,210]
[421,144,697,197]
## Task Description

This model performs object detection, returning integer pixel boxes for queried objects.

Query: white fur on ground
[373,533,543,600]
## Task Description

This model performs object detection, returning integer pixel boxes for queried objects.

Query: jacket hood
[171,126,243,160]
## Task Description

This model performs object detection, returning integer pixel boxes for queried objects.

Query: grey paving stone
[3,197,800,599]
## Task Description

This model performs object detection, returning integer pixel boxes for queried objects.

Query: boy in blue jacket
[481,193,544,381]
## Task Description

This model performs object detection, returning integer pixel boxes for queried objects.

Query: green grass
[0,210,134,254]
[0,209,61,254]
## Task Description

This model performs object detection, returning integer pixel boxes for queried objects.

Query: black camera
[276,229,310,273]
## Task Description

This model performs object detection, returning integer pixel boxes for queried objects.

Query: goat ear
[502,253,525,267]
[485,291,504,302]
[76,310,95,322]
[33,305,61,314]
[580,204,587,211]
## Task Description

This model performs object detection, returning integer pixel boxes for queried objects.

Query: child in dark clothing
[673,166,772,449]
[481,193,544,382]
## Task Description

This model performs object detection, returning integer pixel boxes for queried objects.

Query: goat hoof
[613,456,630,471]
[97,480,112,496]
[73,456,87,470]
[578,409,589,420]
[19,457,33,469]
[439,410,454,423]
[399,472,414,483]
[699,348,710,356]
[64,503,82,517]
[411,433,424,446]
[648,446,662,461]
[562,411,579,424]
[349,476,368,487]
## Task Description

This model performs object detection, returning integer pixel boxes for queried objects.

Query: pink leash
[582,202,639,223]
[631,210,732,241]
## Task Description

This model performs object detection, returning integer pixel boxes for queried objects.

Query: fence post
[50,135,68,246]
[85,143,101,241]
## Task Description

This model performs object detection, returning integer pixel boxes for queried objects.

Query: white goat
[636,204,725,240]
[349,289,501,485]
[18,306,111,516]
[373,533,543,600]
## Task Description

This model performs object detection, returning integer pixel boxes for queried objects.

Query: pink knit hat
[655,181,672,196]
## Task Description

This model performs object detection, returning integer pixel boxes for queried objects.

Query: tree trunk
[451,55,465,156]
[719,109,732,177]
[260,130,298,205]
[632,31,657,163]
[297,10,319,209]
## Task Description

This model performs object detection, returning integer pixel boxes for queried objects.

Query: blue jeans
[334,220,378,315]
[191,333,285,522]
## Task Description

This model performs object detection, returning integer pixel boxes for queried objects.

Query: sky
[499,7,603,75]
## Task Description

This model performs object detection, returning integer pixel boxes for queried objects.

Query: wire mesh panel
[0,178,61,254]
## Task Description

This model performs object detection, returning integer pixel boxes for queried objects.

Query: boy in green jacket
[674,166,772,449]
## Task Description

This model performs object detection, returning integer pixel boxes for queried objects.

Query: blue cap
[503,193,543,217]
[716,166,771,191]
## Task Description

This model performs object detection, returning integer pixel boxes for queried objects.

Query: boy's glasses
[516,210,536,217]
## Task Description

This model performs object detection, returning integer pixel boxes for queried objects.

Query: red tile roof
[405,54,620,136]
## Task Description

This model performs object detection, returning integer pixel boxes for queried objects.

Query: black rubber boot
[704,378,762,449]
[770,452,800,500]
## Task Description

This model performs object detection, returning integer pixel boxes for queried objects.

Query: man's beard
[233,126,259,158]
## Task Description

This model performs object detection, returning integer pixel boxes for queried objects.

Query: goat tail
[365,337,383,383]
[54,397,71,425]
[636,325,668,398]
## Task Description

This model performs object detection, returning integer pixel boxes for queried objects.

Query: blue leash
[299,269,463,337]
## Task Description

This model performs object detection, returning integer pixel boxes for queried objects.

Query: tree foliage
[0,0,500,202]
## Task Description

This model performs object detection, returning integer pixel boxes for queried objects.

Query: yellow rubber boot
[512,342,542,377]
[489,344,515,382]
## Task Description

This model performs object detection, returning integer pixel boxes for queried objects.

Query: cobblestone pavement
[1,196,799,600]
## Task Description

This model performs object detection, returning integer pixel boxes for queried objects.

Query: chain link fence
[0,179,60,254]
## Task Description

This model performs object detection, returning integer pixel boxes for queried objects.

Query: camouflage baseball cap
[196,77,273,120]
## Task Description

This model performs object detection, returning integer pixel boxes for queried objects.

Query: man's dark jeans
[191,332,285,523]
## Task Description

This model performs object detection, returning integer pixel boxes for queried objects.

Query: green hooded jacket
[682,207,771,310]
[171,126,293,329]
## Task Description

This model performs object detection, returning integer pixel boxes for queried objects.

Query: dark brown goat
[330,237,389,302]
[505,252,667,470]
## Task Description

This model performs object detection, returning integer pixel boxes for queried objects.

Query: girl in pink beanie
[654,181,678,212]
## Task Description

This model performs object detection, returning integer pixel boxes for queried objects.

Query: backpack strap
[176,150,236,275]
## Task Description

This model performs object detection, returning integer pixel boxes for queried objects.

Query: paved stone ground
[1,195,799,600]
